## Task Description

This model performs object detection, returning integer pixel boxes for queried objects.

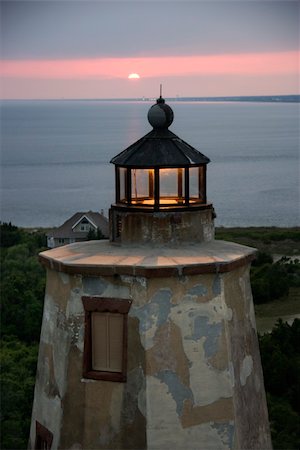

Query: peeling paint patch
[187,284,208,297]
[132,289,172,338]
[59,272,69,285]
[249,299,257,330]
[240,355,253,386]
[156,370,193,416]
[188,316,223,358]
[225,306,233,321]
[122,367,145,424]
[212,422,235,449]
[213,274,221,295]
[82,277,107,295]
[66,291,83,317]
[228,362,235,388]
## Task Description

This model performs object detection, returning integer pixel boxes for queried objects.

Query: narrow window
[35,421,53,450]
[82,297,132,382]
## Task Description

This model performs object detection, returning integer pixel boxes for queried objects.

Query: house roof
[47,211,109,239]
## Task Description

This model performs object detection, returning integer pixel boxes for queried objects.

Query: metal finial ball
[147,99,174,129]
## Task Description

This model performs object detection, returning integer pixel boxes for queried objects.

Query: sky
[0,1,299,99]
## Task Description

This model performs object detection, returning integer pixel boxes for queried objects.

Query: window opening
[82,297,132,382]
[35,421,53,450]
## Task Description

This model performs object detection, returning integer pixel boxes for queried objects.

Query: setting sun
[128,73,140,79]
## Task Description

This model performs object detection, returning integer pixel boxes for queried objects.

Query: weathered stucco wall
[223,266,272,449]
[110,207,215,245]
[30,258,271,450]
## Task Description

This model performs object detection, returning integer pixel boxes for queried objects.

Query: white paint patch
[52,321,70,399]
[249,299,257,331]
[102,284,130,298]
[74,324,84,352]
[41,295,58,344]
[228,362,235,388]
[66,290,83,317]
[136,276,147,288]
[224,306,233,321]
[146,376,228,450]
[189,351,232,406]
[170,298,232,405]
[120,275,147,288]
[120,275,135,284]
[240,355,253,386]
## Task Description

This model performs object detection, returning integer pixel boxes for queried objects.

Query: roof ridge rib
[172,139,195,165]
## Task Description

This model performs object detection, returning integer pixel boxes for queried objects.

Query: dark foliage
[0,223,46,449]
[0,338,38,450]
[0,223,47,343]
[251,252,300,304]
[86,227,105,240]
[259,319,300,449]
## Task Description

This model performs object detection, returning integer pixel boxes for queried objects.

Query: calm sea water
[1,100,299,228]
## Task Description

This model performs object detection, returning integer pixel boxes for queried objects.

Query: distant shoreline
[2,95,300,103]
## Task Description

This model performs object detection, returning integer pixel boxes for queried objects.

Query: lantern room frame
[110,95,211,213]
[114,164,207,211]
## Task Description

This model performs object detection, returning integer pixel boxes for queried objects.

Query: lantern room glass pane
[131,169,154,205]
[189,167,199,202]
[189,166,205,203]
[119,168,127,202]
[159,168,185,205]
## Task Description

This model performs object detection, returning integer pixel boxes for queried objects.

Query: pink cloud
[1,51,298,80]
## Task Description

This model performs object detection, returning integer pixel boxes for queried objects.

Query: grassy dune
[215,226,300,255]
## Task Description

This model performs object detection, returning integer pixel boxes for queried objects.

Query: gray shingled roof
[47,211,109,239]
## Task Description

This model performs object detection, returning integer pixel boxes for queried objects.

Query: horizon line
[1,94,300,102]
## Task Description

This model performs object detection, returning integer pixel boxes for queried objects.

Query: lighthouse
[30,96,272,449]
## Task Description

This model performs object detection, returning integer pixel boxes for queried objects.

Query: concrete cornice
[39,240,256,278]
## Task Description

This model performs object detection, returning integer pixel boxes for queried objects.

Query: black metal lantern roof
[110,97,210,168]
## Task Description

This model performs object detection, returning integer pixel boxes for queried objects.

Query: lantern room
[110,96,210,211]
[109,95,215,245]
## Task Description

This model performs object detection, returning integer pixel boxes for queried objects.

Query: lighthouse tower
[30,96,272,450]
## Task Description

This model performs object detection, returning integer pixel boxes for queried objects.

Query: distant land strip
[4,95,300,103]
[81,94,300,103]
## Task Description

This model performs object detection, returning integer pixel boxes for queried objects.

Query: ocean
[1,100,299,228]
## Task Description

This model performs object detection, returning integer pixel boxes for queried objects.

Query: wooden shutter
[92,313,108,371]
[109,314,123,372]
[91,312,123,372]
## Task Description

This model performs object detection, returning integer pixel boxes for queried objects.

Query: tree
[251,253,300,304]
[87,227,105,240]
[259,319,300,449]
[0,338,38,450]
